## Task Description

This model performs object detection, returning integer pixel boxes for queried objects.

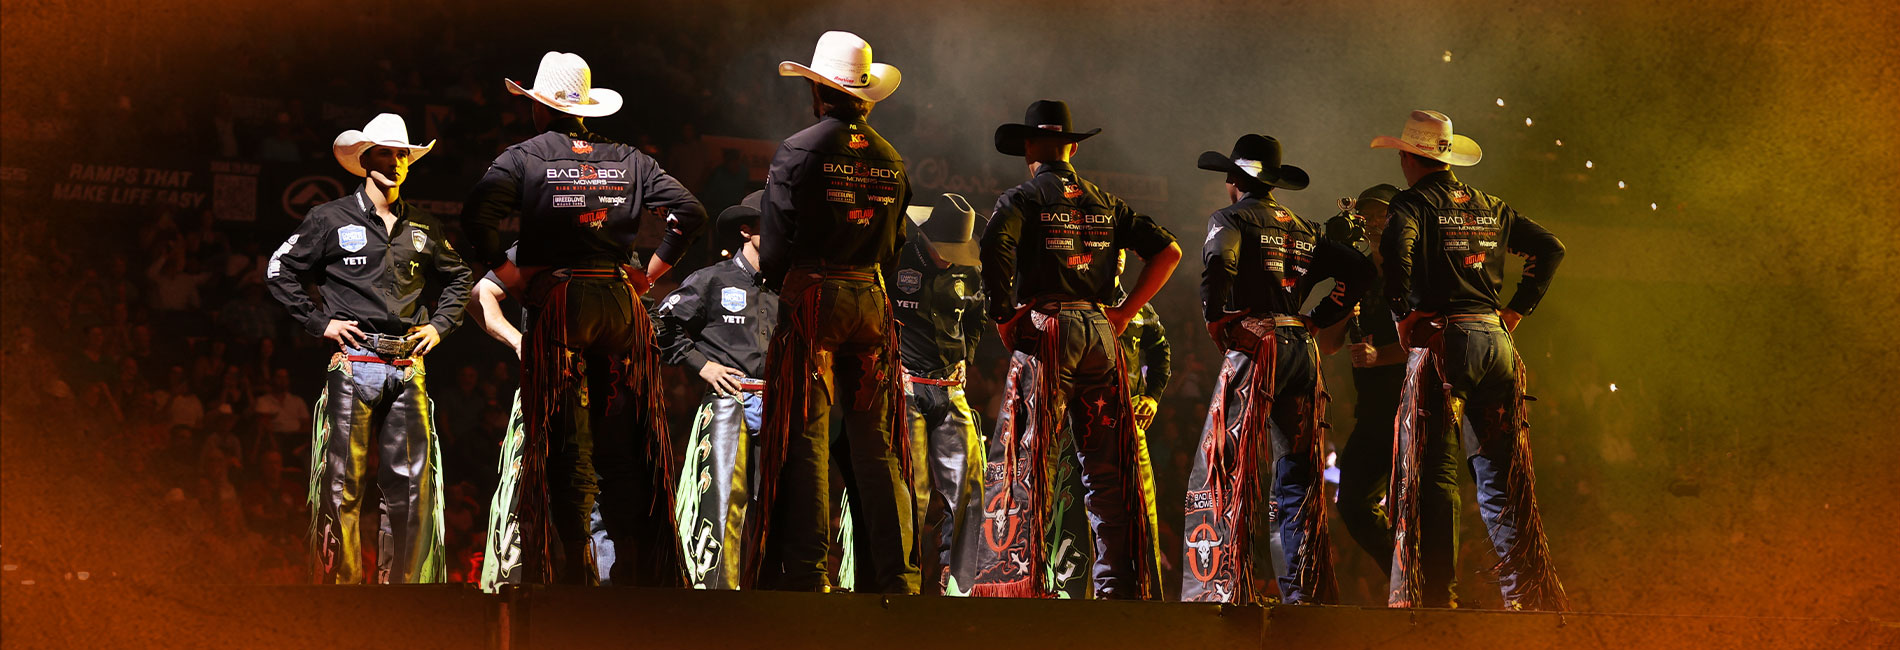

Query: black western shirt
[758,116,911,290]
[1323,213,1402,349]
[652,254,778,379]
[1380,171,1566,318]
[1201,193,1372,328]
[887,232,987,376]
[981,161,1177,322]
[463,118,708,270]
[1115,289,1170,400]
[266,188,473,337]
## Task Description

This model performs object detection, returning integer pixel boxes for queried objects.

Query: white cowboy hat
[1370,110,1482,166]
[332,113,434,177]
[505,52,623,118]
[778,31,901,103]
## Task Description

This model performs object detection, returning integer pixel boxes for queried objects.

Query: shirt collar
[1035,160,1077,178]
[353,186,407,221]
[1413,169,1459,188]
[546,116,587,138]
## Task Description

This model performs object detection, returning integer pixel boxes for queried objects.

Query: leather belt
[735,379,767,391]
[348,355,413,367]
[1269,315,1311,330]
[1031,298,1097,313]
[1445,313,1502,326]
[357,332,417,357]
[794,263,880,283]
[908,376,962,387]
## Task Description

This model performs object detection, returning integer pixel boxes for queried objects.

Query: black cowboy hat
[1196,134,1310,191]
[716,190,764,254]
[908,192,982,267]
[994,100,1101,157]
[1356,183,1402,206]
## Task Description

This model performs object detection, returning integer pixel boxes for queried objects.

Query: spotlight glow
[1496,98,1506,107]
[1610,383,1618,392]
[1650,203,1658,210]
[1443,51,1453,62]
[1555,139,1563,146]
[1618,181,1627,189]
[1585,160,1594,169]
[1524,117,1533,126]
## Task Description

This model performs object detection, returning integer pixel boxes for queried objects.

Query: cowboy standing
[1114,250,1171,435]
[1182,134,1374,604]
[883,192,989,593]
[1320,183,1410,580]
[654,190,779,590]
[954,100,1180,600]
[266,113,472,584]
[1373,110,1568,610]
[463,52,708,586]
[745,31,918,594]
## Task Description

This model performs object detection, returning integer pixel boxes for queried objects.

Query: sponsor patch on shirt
[578,209,607,229]
[1449,189,1471,204]
[338,225,367,253]
[1045,238,1075,251]
[571,140,594,154]
[896,269,923,294]
[410,230,427,252]
[826,189,856,204]
[553,195,587,208]
[1062,182,1083,199]
[848,133,869,149]
[1272,208,1293,223]
[720,286,747,312]
[598,196,628,206]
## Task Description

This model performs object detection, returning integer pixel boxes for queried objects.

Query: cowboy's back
[1202,196,1368,324]
[1381,171,1565,317]
[980,162,1173,318]
[758,116,910,287]
[465,124,703,270]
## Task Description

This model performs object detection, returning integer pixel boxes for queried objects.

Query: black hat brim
[716,205,761,249]
[994,123,1101,156]
[1195,151,1310,191]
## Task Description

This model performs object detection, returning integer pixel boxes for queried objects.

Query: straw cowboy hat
[1196,134,1310,191]
[1369,110,1482,166]
[994,100,1100,157]
[331,113,433,177]
[778,31,901,103]
[505,52,623,118]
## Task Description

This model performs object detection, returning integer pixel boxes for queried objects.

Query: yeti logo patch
[896,269,923,294]
[720,287,747,312]
[338,225,367,252]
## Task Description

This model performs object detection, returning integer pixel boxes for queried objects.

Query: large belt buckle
[370,333,411,357]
